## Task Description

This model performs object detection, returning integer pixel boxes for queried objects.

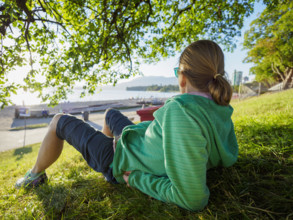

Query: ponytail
[208,74,232,106]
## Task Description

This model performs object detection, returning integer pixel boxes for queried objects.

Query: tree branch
[0,7,11,36]
[20,17,70,36]
[271,63,285,81]
[37,0,47,12]
[16,0,34,22]
[24,20,33,70]
[168,1,196,30]
[42,0,64,22]
[114,18,132,74]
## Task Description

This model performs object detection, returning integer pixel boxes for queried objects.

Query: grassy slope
[0,90,292,219]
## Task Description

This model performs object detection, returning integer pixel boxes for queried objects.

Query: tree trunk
[282,68,293,90]
[272,64,293,90]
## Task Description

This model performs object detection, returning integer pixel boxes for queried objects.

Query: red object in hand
[136,105,163,121]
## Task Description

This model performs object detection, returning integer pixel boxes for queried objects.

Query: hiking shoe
[15,170,48,189]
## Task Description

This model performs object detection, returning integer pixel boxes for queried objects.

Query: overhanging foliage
[0,0,280,107]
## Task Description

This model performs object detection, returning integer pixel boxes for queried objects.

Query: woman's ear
[178,73,187,94]
[179,74,187,88]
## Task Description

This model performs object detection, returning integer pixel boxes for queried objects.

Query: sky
[136,2,266,82]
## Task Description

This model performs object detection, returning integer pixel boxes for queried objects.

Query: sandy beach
[0,98,165,152]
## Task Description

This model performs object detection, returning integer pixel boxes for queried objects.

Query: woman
[16,40,238,211]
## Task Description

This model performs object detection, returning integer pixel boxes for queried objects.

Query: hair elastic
[213,74,222,79]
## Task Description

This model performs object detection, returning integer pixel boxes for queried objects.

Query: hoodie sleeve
[128,101,210,211]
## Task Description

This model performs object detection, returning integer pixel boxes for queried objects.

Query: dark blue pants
[56,109,133,183]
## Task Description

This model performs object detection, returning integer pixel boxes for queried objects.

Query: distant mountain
[104,76,178,90]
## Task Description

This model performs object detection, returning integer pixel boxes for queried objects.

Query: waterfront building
[232,70,243,86]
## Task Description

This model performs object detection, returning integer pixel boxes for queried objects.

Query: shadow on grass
[27,155,293,220]
[206,120,293,219]
[33,184,70,219]
[33,178,119,219]
[235,122,293,158]
[13,146,32,161]
[31,176,185,219]
[207,155,293,219]
[25,121,293,219]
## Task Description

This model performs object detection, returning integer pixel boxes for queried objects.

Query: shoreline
[0,97,167,131]
[12,96,166,109]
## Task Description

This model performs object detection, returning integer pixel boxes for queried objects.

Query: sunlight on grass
[0,89,292,219]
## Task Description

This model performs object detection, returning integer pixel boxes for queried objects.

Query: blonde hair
[179,40,232,106]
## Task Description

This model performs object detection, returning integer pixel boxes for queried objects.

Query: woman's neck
[182,84,204,94]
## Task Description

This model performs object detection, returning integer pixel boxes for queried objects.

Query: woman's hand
[123,171,132,186]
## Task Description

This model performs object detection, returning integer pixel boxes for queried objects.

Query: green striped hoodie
[112,93,238,211]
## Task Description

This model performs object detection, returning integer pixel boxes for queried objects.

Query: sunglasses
[174,67,179,78]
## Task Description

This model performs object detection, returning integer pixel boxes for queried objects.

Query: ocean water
[11,88,179,106]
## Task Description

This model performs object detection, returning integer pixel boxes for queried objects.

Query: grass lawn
[1,89,292,219]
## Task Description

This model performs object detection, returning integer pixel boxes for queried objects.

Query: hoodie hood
[169,93,238,168]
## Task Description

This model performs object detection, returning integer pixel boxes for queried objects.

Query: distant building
[232,70,243,86]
